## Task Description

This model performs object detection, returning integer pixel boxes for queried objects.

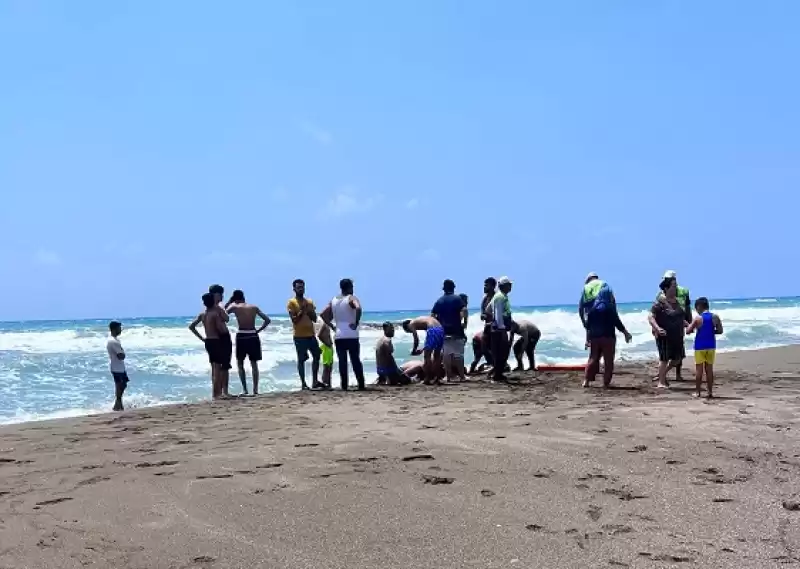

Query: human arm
[648,305,666,336]
[307,301,318,323]
[461,307,469,330]
[578,295,587,329]
[685,314,702,335]
[409,328,421,356]
[188,313,205,342]
[612,307,633,343]
[712,314,723,334]
[349,295,362,329]
[684,292,692,323]
[256,308,272,333]
[320,302,336,332]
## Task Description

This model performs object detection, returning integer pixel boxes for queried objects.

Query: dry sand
[1,345,800,568]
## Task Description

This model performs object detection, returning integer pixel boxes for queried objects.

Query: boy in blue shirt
[685,297,724,399]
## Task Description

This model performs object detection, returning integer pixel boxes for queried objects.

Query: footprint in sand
[256,463,283,469]
[421,474,454,485]
[587,505,602,521]
[294,443,319,448]
[36,497,73,506]
[135,460,178,468]
[402,454,434,462]
[195,474,233,480]
[480,489,496,497]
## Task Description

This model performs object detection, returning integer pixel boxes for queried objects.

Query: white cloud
[300,121,333,145]
[420,248,440,261]
[326,187,378,217]
[33,249,61,266]
[405,197,419,209]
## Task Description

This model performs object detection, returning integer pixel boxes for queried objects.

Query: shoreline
[1,344,799,567]
[2,343,797,429]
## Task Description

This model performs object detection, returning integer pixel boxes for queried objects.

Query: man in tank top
[321,279,366,391]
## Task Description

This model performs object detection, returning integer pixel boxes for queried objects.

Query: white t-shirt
[331,295,359,339]
[106,336,126,374]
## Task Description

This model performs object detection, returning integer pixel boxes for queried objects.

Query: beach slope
[1,346,799,568]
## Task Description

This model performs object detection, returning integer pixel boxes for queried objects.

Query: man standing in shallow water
[189,292,232,399]
[225,289,271,395]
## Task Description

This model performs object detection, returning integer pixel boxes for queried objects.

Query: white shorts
[443,336,466,359]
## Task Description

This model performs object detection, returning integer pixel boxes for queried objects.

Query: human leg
[601,337,616,387]
[483,324,494,366]
[347,339,366,389]
[294,339,310,389]
[705,363,715,398]
[512,337,525,371]
[237,360,247,394]
[527,331,540,371]
[584,339,602,387]
[335,339,350,390]
[308,340,322,388]
[490,330,509,381]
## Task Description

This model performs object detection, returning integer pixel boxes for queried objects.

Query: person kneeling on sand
[685,297,723,399]
[510,320,541,372]
[375,322,410,386]
[402,316,444,385]
[106,321,128,411]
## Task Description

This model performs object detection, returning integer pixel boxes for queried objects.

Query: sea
[1,297,798,425]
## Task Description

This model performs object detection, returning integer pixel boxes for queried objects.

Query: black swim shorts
[205,335,233,368]
[236,333,262,362]
[111,372,129,386]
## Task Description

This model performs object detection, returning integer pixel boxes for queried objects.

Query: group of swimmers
[104,270,724,411]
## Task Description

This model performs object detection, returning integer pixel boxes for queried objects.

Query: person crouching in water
[685,297,723,398]
[510,319,541,372]
[580,273,632,388]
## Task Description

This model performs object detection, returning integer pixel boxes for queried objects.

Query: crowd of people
[104,271,724,411]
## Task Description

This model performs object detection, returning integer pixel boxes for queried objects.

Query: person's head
[484,277,497,294]
[109,321,122,337]
[459,293,468,307]
[585,272,599,285]
[202,292,216,309]
[382,321,395,338]
[402,319,412,333]
[231,289,245,303]
[695,297,710,312]
[292,279,305,296]
[340,278,354,295]
[497,276,513,293]
[663,270,677,284]
[660,277,677,298]
[209,284,224,304]
[442,279,456,294]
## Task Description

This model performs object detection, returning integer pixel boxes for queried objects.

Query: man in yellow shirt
[286,279,324,390]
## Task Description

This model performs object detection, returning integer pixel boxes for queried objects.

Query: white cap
[585,272,599,283]
[497,276,512,286]
[663,270,676,280]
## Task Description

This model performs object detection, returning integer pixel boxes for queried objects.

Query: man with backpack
[579,273,632,388]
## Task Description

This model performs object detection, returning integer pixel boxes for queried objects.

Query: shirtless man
[225,289,271,395]
[396,360,444,383]
[511,320,541,372]
[402,315,444,385]
[189,292,232,399]
[375,322,409,386]
[469,330,489,374]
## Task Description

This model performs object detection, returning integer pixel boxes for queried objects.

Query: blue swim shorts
[424,326,445,352]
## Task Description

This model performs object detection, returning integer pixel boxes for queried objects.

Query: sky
[1,1,798,320]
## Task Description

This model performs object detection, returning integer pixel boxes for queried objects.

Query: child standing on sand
[316,321,334,388]
[685,297,724,399]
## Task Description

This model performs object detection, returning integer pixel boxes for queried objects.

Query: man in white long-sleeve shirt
[106,321,128,411]
[489,276,513,382]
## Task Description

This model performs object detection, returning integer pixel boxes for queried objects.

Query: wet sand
[1,345,799,568]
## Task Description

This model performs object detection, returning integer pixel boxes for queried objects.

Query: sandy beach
[1,346,799,568]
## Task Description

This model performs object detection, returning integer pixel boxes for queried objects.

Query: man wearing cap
[657,271,692,381]
[490,277,513,382]
[579,273,632,387]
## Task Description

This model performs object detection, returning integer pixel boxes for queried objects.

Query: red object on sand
[535,364,586,372]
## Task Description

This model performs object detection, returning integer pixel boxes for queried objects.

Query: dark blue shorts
[112,372,129,387]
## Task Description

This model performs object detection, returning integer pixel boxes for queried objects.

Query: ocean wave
[755,298,778,303]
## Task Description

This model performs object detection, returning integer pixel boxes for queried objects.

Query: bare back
[409,315,440,331]
[229,303,259,331]
[375,337,395,368]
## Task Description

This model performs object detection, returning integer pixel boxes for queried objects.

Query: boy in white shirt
[106,321,128,411]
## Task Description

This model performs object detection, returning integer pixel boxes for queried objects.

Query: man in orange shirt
[286,279,324,390]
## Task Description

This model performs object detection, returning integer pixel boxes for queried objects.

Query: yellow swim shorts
[320,344,334,366]
[694,349,716,365]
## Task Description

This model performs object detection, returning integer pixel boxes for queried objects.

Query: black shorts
[112,372,129,387]
[236,333,262,362]
[294,337,321,362]
[205,335,233,368]
[656,334,684,362]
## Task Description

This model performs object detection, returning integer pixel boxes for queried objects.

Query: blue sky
[1,1,797,320]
